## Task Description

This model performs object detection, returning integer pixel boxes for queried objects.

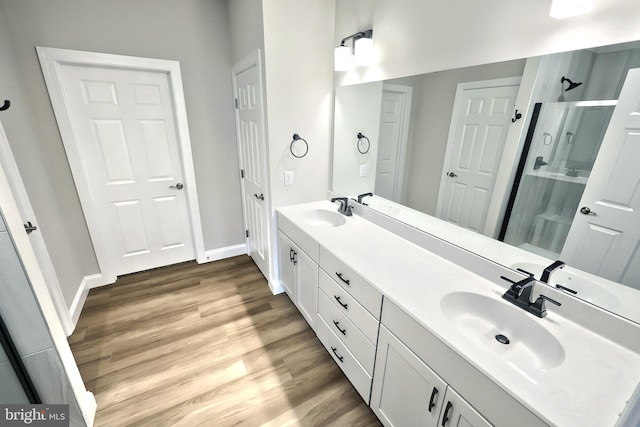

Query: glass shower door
[500,101,616,257]
[0,314,40,403]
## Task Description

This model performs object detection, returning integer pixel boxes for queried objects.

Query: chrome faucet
[541,260,565,284]
[354,192,373,205]
[501,275,561,318]
[331,197,353,216]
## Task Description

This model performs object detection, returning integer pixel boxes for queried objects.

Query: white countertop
[277,200,640,427]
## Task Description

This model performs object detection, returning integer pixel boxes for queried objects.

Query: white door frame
[436,76,522,218]
[37,47,205,283]
[380,83,412,202]
[0,120,74,335]
[231,50,273,283]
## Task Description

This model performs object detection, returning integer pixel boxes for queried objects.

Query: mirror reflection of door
[561,68,640,289]
[436,78,521,232]
[375,84,412,202]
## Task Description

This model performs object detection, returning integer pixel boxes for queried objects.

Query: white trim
[82,392,97,427]
[269,280,286,295]
[201,243,248,263]
[36,47,205,281]
[69,273,110,328]
[381,83,413,202]
[0,120,75,335]
[436,76,523,218]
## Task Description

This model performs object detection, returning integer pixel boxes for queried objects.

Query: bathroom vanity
[276,200,640,427]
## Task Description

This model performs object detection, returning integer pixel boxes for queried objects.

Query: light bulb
[354,37,373,66]
[334,45,352,71]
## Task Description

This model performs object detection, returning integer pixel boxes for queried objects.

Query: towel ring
[543,132,553,146]
[0,100,10,111]
[357,132,370,154]
[290,133,308,158]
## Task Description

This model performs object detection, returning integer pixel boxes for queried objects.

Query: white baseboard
[198,243,247,263]
[269,279,285,295]
[69,273,111,330]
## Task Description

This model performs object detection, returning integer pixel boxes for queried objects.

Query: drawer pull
[330,346,344,363]
[335,272,350,285]
[334,295,348,309]
[332,320,346,336]
[442,401,453,426]
[289,248,294,262]
[428,387,438,412]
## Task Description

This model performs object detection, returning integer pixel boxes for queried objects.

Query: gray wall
[227,0,264,64]
[0,0,244,306]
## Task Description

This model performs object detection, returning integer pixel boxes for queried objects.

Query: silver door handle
[447,172,458,178]
[24,221,37,234]
[580,206,596,215]
[254,193,264,201]
[169,183,184,190]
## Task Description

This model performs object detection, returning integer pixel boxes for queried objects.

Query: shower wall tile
[0,231,53,355]
[0,212,5,232]
[0,360,30,403]
[21,349,86,427]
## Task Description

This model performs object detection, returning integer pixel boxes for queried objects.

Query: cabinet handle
[335,272,350,285]
[332,320,346,336]
[334,295,348,309]
[292,251,297,265]
[442,401,453,426]
[330,346,344,363]
[289,248,294,262]
[428,387,438,412]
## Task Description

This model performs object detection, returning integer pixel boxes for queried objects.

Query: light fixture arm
[339,29,373,50]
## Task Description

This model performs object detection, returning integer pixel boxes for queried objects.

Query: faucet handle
[538,294,561,307]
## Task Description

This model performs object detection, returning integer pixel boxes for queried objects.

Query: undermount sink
[511,262,620,308]
[301,209,347,228]
[440,291,565,371]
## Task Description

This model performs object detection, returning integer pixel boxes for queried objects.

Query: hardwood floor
[70,255,382,426]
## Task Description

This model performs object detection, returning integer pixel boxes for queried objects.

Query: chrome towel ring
[290,133,308,158]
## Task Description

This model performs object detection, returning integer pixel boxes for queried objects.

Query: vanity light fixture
[549,0,594,19]
[334,29,373,71]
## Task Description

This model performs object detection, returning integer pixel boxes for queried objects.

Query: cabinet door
[438,387,492,427]
[371,326,447,427]
[295,248,318,329]
[277,231,296,299]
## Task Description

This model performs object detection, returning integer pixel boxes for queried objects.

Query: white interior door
[233,51,270,280]
[437,78,521,233]
[561,68,640,289]
[375,84,412,202]
[57,64,195,276]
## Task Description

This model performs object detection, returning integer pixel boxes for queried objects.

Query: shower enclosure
[500,100,616,258]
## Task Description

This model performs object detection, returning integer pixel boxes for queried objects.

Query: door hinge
[241,169,245,178]
[234,98,239,109]
[245,229,249,238]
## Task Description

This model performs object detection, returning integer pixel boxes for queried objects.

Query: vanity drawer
[319,269,379,344]
[317,288,376,374]
[316,315,372,403]
[319,248,382,318]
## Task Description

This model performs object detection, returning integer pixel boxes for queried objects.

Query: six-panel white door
[561,68,640,289]
[59,64,195,275]
[437,79,520,233]
[375,84,412,202]
[233,55,270,280]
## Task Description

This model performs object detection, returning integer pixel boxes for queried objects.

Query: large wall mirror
[332,40,640,324]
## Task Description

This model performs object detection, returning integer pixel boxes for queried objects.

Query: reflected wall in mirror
[331,40,640,324]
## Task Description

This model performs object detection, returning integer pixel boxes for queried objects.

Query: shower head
[561,76,583,92]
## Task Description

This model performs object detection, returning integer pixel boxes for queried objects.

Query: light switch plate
[359,164,367,177]
[284,171,294,186]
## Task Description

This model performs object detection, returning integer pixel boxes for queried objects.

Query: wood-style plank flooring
[69,255,381,426]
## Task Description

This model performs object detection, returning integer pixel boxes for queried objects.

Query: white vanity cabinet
[372,326,491,427]
[315,247,383,403]
[277,230,318,330]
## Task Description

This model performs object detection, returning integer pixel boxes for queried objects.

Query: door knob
[23,221,37,234]
[447,172,458,178]
[169,183,184,190]
[580,206,596,215]
[254,193,264,200]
